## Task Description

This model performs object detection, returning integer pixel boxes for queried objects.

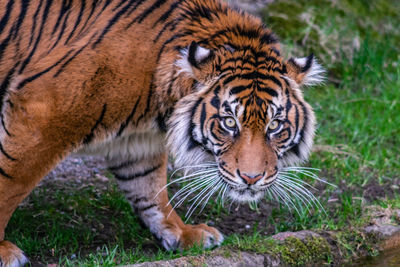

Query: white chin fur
[227,189,265,203]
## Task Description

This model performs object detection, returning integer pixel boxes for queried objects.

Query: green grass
[5,0,400,265]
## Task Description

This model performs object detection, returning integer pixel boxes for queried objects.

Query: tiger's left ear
[176,41,216,82]
[285,54,325,87]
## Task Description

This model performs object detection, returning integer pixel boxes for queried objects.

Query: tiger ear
[176,41,216,82]
[285,54,325,87]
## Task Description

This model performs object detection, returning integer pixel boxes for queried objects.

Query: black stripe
[114,164,161,181]
[1,116,11,136]
[76,0,98,37]
[166,69,176,95]
[49,1,72,51]
[65,0,86,44]
[51,0,70,36]
[109,160,138,171]
[219,171,236,184]
[136,80,154,125]
[53,38,92,77]
[257,86,278,97]
[138,203,157,212]
[12,0,30,40]
[285,88,292,111]
[181,4,214,22]
[0,167,11,179]
[188,41,199,68]
[133,197,147,204]
[132,0,168,24]
[302,54,314,73]
[187,98,203,150]
[113,0,128,11]
[125,0,147,17]
[210,95,220,109]
[220,66,252,73]
[20,0,53,73]
[153,1,179,27]
[260,32,278,44]
[293,105,300,142]
[264,56,280,66]
[90,0,113,25]
[92,0,137,48]
[0,24,14,63]
[209,121,224,143]
[153,20,173,43]
[0,0,14,35]
[156,33,185,64]
[18,50,73,89]
[276,128,292,144]
[200,102,208,145]
[28,0,43,48]
[230,86,248,95]
[287,94,308,156]
[225,73,281,93]
[0,142,15,161]
[83,104,107,144]
[0,61,20,112]
[156,107,173,132]
[117,96,141,136]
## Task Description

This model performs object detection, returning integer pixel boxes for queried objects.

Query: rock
[365,224,400,238]
[365,205,397,225]
[125,251,277,267]
[394,209,400,222]
[272,230,320,242]
[364,224,400,251]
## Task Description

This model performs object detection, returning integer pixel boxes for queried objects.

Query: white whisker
[155,168,218,200]
[185,178,219,219]
[198,179,224,214]
[275,180,313,212]
[270,184,291,211]
[276,179,326,215]
[185,180,223,220]
[220,182,229,207]
[168,175,216,206]
[282,167,336,187]
[274,184,303,215]
[278,173,318,190]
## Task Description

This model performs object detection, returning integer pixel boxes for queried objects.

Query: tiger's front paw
[0,241,29,267]
[160,223,223,251]
[181,223,224,249]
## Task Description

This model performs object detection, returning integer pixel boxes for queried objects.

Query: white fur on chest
[77,128,166,161]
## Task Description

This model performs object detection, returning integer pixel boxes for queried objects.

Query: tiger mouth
[218,171,278,202]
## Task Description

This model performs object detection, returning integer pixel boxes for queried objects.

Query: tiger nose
[239,172,264,185]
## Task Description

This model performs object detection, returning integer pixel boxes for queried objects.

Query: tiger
[0,0,324,265]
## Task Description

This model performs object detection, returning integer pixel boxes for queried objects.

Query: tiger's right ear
[176,41,216,82]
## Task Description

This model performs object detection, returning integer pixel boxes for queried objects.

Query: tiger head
[167,38,324,203]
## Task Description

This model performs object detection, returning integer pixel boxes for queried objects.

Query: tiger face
[168,41,324,202]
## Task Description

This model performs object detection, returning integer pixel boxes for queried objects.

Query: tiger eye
[224,117,237,129]
[269,120,279,130]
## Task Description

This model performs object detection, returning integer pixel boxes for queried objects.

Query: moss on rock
[278,236,331,266]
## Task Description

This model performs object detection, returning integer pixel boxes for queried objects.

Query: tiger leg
[0,100,78,267]
[107,146,223,250]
